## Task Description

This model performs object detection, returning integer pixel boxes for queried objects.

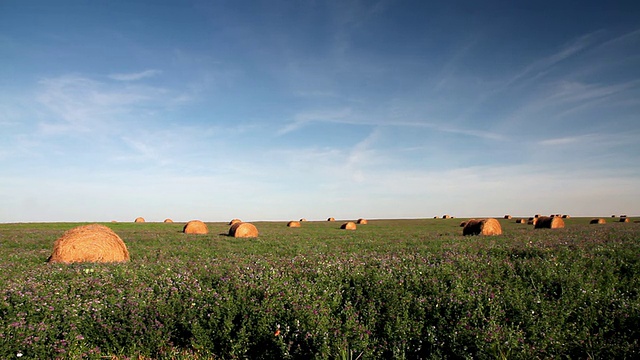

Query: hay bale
[48,224,130,264]
[183,220,208,234]
[287,221,301,228]
[503,215,512,219]
[534,216,564,229]
[356,218,368,224]
[562,215,570,219]
[340,222,357,230]
[527,218,538,225]
[590,218,606,224]
[300,218,307,222]
[229,219,242,225]
[620,218,630,223]
[229,222,259,238]
[515,219,526,224]
[611,215,617,218]
[621,214,628,218]
[459,221,467,227]
[442,214,451,219]
[134,217,145,223]
[327,217,335,222]
[534,214,540,218]
[164,218,174,223]
[462,218,502,236]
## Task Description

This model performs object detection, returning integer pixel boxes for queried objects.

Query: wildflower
[17,353,23,357]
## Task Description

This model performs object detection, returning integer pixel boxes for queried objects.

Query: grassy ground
[1,218,639,359]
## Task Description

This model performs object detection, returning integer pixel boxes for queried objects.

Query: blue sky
[1,0,639,222]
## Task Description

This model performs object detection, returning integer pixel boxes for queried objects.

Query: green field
[1,218,639,359]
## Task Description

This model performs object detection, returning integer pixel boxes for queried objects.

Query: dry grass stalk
[535,216,564,229]
[134,217,145,223]
[287,221,301,228]
[357,218,368,224]
[462,218,502,236]
[590,218,606,224]
[48,224,130,264]
[340,222,357,230]
[229,222,259,238]
[183,220,208,234]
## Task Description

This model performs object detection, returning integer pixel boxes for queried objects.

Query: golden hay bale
[534,216,564,229]
[620,218,630,223]
[515,219,526,224]
[183,220,208,234]
[442,214,451,219]
[287,221,301,228]
[503,215,512,219]
[164,218,174,223]
[562,215,570,219]
[340,222,357,230]
[229,219,242,225]
[300,218,307,222]
[357,218,368,224]
[527,218,538,225]
[327,217,335,221]
[590,218,606,224]
[463,218,502,236]
[48,224,129,264]
[229,222,259,238]
[134,217,145,223]
[459,221,467,227]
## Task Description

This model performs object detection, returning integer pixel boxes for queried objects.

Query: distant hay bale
[463,218,502,236]
[433,216,437,219]
[229,222,259,238]
[503,215,512,219]
[287,221,301,228]
[48,224,130,264]
[229,219,242,225]
[134,217,145,223]
[459,221,467,227]
[562,215,570,219]
[590,218,606,224]
[340,222,357,230]
[164,218,174,223]
[621,214,628,218]
[442,214,451,219]
[611,215,617,218]
[356,218,368,224]
[515,219,526,224]
[183,220,208,234]
[620,218,630,223]
[327,217,335,222]
[535,216,564,229]
[300,218,307,222]
[527,218,538,225]
[534,214,540,218]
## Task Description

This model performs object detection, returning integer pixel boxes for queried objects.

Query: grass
[1,218,639,359]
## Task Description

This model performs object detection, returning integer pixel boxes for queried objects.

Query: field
[1,218,639,359]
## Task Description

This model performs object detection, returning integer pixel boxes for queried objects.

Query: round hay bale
[356,218,368,224]
[611,215,617,218]
[534,214,540,218]
[620,217,630,223]
[164,218,174,223]
[515,219,526,224]
[459,221,467,227]
[463,218,502,236]
[590,218,606,224]
[534,216,564,229]
[229,222,259,238]
[442,214,451,219]
[621,214,628,218]
[229,219,242,225]
[562,215,570,219]
[527,218,538,225]
[340,221,357,230]
[300,218,307,222]
[327,217,335,222]
[134,217,145,223]
[48,224,130,264]
[504,215,512,219]
[183,220,208,234]
[287,221,301,228]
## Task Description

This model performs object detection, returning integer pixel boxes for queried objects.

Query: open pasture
[1,218,639,359]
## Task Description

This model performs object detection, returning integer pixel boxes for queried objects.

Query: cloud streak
[108,69,162,81]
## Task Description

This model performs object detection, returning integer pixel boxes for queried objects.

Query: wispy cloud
[108,69,162,81]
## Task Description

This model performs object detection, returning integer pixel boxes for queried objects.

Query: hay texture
[229,222,259,238]
[164,219,174,223]
[535,216,564,229]
[229,219,242,225]
[590,218,606,224]
[183,220,208,234]
[340,222,357,230]
[357,218,368,224]
[462,218,502,236]
[327,217,335,222]
[48,224,130,264]
[287,221,301,228]
[134,217,145,223]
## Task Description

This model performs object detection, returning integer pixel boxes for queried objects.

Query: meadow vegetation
[1,218,639,359]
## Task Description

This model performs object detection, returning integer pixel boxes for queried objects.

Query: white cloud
[108,69,162,81]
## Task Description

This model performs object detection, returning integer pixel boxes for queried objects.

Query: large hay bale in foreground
[357,218,368,224]
[183,220,208,234]
[134,217,145,223]
[535,216,564,229]
[327,217,335,222]
[590,218,606,224]
[48,224,130,264]
[340,222,357,230]
[463,218,502,236]
[229,222,259,238]
[229,219,242,225]
[164,218,174,223]
[287,221,301,228]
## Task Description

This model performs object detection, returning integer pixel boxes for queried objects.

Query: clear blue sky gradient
[1,0,639,222]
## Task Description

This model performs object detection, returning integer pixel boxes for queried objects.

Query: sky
[1,0,639,222]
